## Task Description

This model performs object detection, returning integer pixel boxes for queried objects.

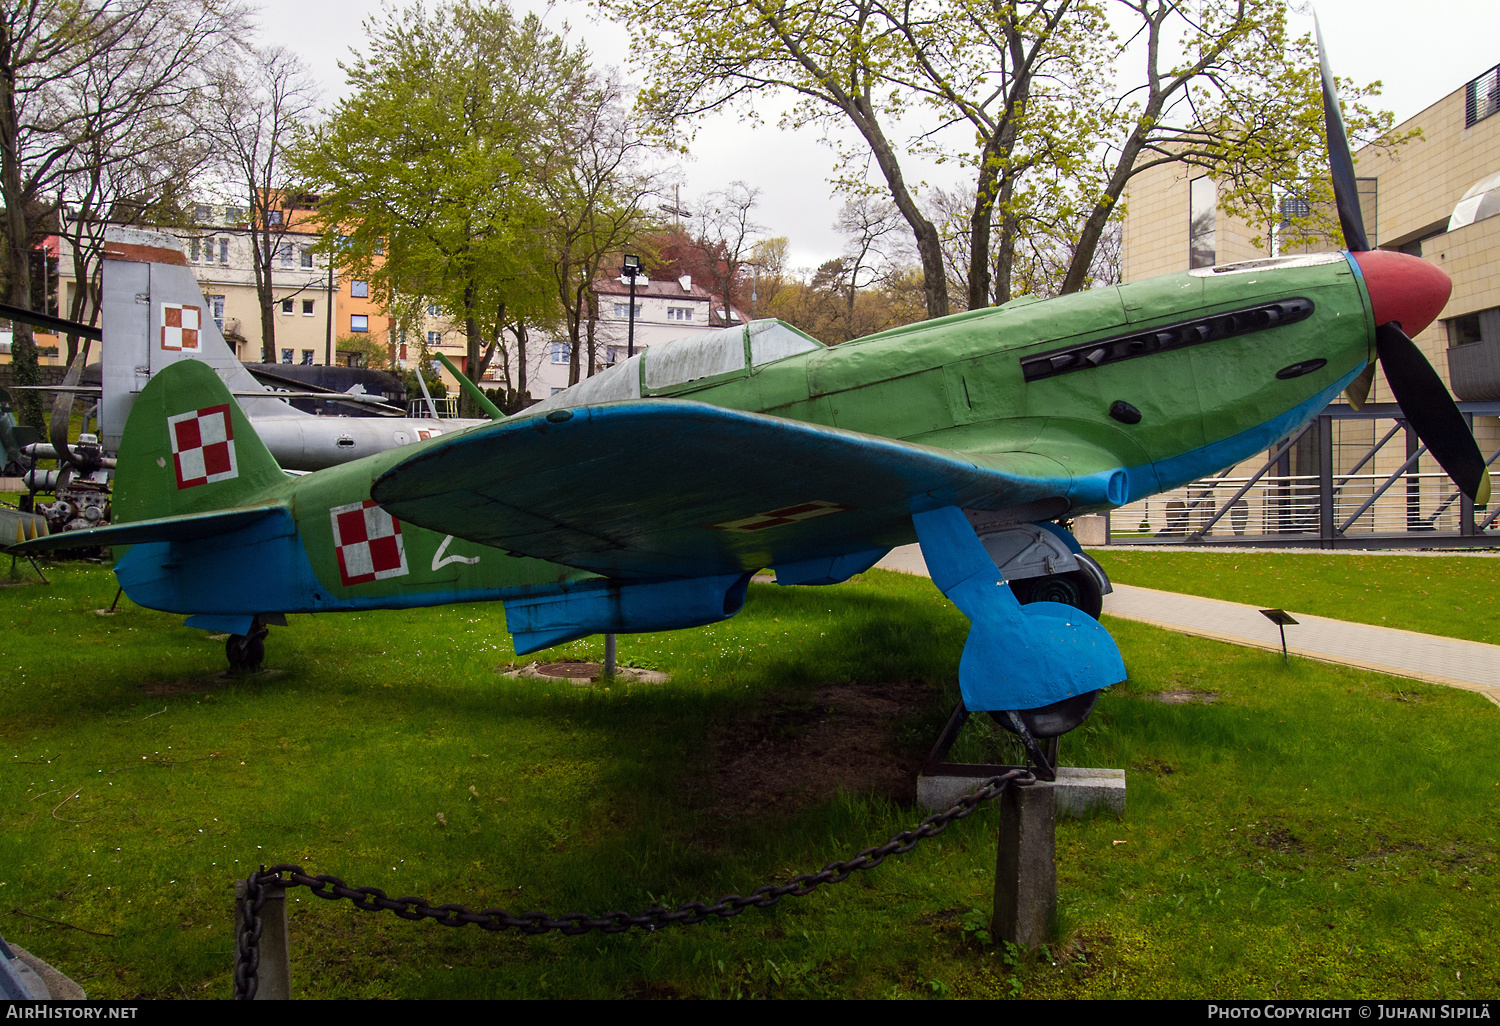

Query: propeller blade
[1315,15,1369,252]
[1344,362,1375,410]
[1376,322,1491,506]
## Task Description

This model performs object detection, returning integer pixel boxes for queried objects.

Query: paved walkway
[874,544,1500,708]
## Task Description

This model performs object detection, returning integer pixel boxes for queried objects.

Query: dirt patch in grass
[1154,690,1217,704]
[1252,825,1304,853]
[705,679,931,818]
[1133,757,1177,776]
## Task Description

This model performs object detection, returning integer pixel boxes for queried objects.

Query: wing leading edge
[371,400,1128,581]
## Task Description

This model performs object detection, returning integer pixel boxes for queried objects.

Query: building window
[666,307,693,321]
[1189,176,1216,270]
[1447,311,1492,348]
[301,349,314,365]
[280,299,293,314]
[350,280,369,298]
[219,238,229,264]
[550,341,570,364]
[300,247,313,269]
[210,295,225,331]
[278,243,293,268]
[427,331,440,345]
[428,303,440,316]
[268,210,283,226]
[1466,64,1500,128]
[225,206,245,224]
[281,349,293,364]
[374,238,384,255]
[189,237,200,262]
[194,204,212,224]
[1277,194,1310,230]
[613,303,643,319]
[350,314,368,332]
[302,299,314,316]
[550,387,564,396]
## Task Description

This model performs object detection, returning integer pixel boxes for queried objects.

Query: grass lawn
[1,560,1497,999]
[1093,548,1500,646]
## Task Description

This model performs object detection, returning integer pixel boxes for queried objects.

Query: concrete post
[603,633,617,678]
[992,782,1056,951]
[234,878,290,999]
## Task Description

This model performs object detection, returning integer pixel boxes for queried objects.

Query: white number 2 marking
[432,534,481,572]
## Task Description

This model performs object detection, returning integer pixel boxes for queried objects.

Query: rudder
[112,360,285,523]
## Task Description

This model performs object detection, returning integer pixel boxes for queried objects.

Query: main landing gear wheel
[989,689,1101,740]
[1013,570,1103,620]
[226,626,268,672]
[988,690,1102,780]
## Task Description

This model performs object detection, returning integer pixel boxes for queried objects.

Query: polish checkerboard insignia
[161,304,201,351]
[330,500,409,586]
[709,500,855,532]
[167,404,237,489]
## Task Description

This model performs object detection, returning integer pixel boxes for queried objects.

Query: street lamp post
[621,253,643,359]
[604,254,646,680]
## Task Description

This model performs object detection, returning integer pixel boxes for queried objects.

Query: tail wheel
[1013,569,1103,620]
[226,631,266,672]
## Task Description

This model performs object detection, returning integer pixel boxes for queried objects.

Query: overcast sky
[256,0,1500,271]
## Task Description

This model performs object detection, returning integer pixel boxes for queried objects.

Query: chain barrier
[233,769,1030,999]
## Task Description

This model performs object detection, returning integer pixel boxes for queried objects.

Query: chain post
[231,771,1028,994]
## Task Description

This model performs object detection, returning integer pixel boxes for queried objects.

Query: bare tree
[205,45,317,363]
[537,71,662,386]
[54,0,230,366]
[831,194,905,328]
[690,181,764,323]
[0,0,239,427]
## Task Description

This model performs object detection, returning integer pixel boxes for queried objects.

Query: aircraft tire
[1014,569,1103,619]
[989,689,1101,739]
[226,633,265,672]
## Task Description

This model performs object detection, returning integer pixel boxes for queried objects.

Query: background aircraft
[10,225,487,475]
[11,34,1488,762]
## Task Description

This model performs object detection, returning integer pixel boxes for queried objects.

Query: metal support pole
[992,783,1056,951]
[603,633,617,679]
[1461,413,1476,536]
[1318,414,1334,547]
[1339,438,1427,534]
[234,878,290,1000]
[1189,425,1312,539]
[1406,422,1420,532]
[626,277,637,359]
[324,260,334,367]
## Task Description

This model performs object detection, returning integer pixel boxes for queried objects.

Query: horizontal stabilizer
[7,504,288,554]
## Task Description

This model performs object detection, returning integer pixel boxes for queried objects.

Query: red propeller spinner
[1350,249,1452,336]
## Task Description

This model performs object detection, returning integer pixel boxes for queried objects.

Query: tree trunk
[968,150,1000,311]
[462,281,480,419]
[1059,127,1152,295]
[844,97,948,319]
[0,52,42,429]
[515,318,528,403]
[253,216,277,362]
[991,172,1020,305]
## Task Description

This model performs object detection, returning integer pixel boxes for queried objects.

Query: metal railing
[1112,471,1492,540]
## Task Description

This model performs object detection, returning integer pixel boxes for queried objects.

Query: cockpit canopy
[527,320,824,414]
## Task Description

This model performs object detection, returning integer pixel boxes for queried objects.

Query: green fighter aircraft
[14,35,1489,760]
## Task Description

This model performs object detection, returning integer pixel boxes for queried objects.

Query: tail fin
[100,226,293,452]
[112,359,284,523]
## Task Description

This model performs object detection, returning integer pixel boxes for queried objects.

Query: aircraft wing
[372,400,1122,580]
